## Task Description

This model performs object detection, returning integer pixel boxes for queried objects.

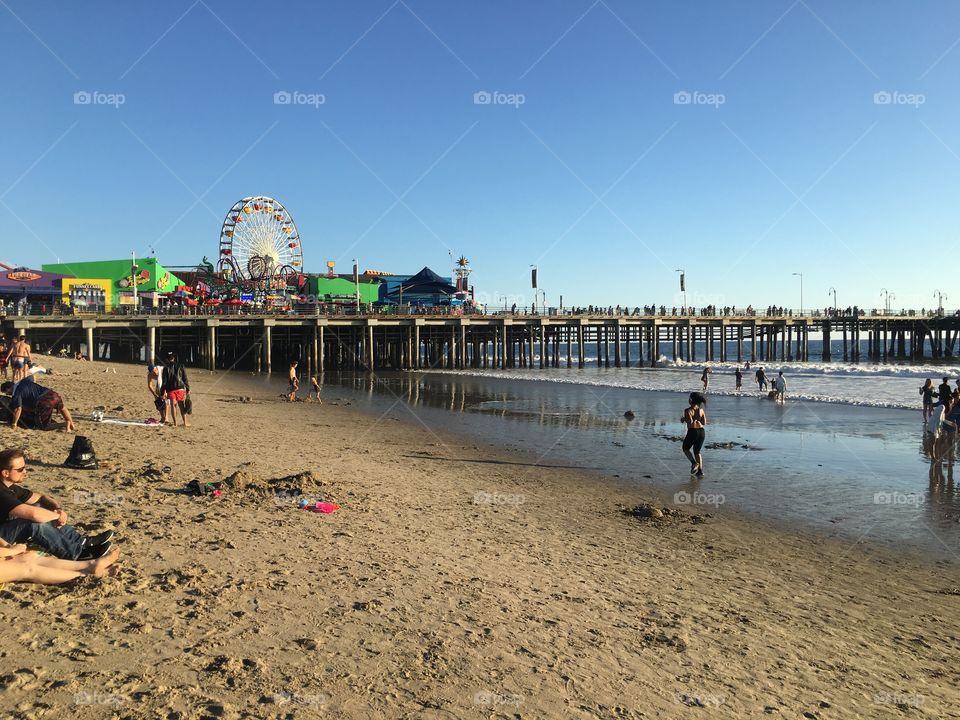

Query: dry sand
[0,356,957,719]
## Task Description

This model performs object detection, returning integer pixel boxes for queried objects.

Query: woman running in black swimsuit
[682,392,707,477]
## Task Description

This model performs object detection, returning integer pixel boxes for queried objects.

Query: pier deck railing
[4,310,960,373]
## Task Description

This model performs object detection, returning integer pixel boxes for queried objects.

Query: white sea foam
[427,360,940,411]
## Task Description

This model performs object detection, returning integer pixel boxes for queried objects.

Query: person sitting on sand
[287,360,299,402]
[74,351,85,361]
[309,375,322,403]
[0,537,120,584]
[1,379,75,432]
[0,448,114,560]
[161,351,190,427]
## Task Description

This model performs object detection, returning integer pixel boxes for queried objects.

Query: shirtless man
[147,362,166,422]
[287,360,299,402]
[5,336,31,383]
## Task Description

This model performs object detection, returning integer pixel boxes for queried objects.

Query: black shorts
[682,427,705,454]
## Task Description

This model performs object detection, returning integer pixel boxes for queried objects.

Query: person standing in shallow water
[681,392,707,477]
[921,379,937,421]
[755,366,767,392]
[735,366,743,392]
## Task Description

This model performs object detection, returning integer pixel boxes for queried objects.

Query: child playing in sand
[309,376,322,403]
[0,539,120,584]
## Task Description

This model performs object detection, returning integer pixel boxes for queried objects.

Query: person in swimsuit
[0,340,7,380]
[287,360,299,402]
[309,375,322,403]
[701,367,711,392]
[147,362,166,423]
[921,379,937,421]
[735,366,743,391]
[681,392,707,477]
[5,336,31,383]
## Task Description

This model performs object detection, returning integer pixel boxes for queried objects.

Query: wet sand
[0,357,957,719]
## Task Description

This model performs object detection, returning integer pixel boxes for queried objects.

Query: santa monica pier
[2,195,958,373]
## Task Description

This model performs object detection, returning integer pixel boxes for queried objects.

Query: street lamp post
[353,258,360,313]
[935,290,947,316]
[828,287,837,314]
[792,272,803,315]
[675,268,686,313]
[530,264,538,315]
[880,288,895,315]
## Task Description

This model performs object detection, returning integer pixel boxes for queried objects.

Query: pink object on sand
[312,502,339,513]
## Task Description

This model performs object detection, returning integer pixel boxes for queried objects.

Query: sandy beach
[0,356,958,719]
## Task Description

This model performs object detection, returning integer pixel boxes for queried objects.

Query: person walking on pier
[735,366,743,392]
[681,392,707,477]
[921,379,937,421]
[755,367,767,392]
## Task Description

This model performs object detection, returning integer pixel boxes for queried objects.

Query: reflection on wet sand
[921,433,960,516]
[347,371,664,431]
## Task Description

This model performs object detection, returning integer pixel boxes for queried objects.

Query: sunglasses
[7,465,26,473]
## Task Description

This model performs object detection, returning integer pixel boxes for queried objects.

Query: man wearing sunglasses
[0,448,112,560]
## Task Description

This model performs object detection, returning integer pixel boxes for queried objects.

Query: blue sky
[1,1,957,311]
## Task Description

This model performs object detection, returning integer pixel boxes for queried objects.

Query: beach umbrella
[204,299,221,306]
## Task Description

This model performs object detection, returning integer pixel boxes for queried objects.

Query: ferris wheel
[218,196,303,283]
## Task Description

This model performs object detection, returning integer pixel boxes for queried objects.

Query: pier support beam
[263,324,273,373]
[147,326,156,363]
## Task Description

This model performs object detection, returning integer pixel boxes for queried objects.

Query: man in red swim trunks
[161,351,191,427]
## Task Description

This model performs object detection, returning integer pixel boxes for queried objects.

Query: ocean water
[258,364,960,560]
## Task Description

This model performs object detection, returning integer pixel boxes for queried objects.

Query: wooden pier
[3,313,959,374]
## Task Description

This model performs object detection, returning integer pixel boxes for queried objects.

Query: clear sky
[1,1,957,311]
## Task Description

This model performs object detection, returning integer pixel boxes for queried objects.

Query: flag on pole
[531,267,538,289]
[679,273,685,292]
